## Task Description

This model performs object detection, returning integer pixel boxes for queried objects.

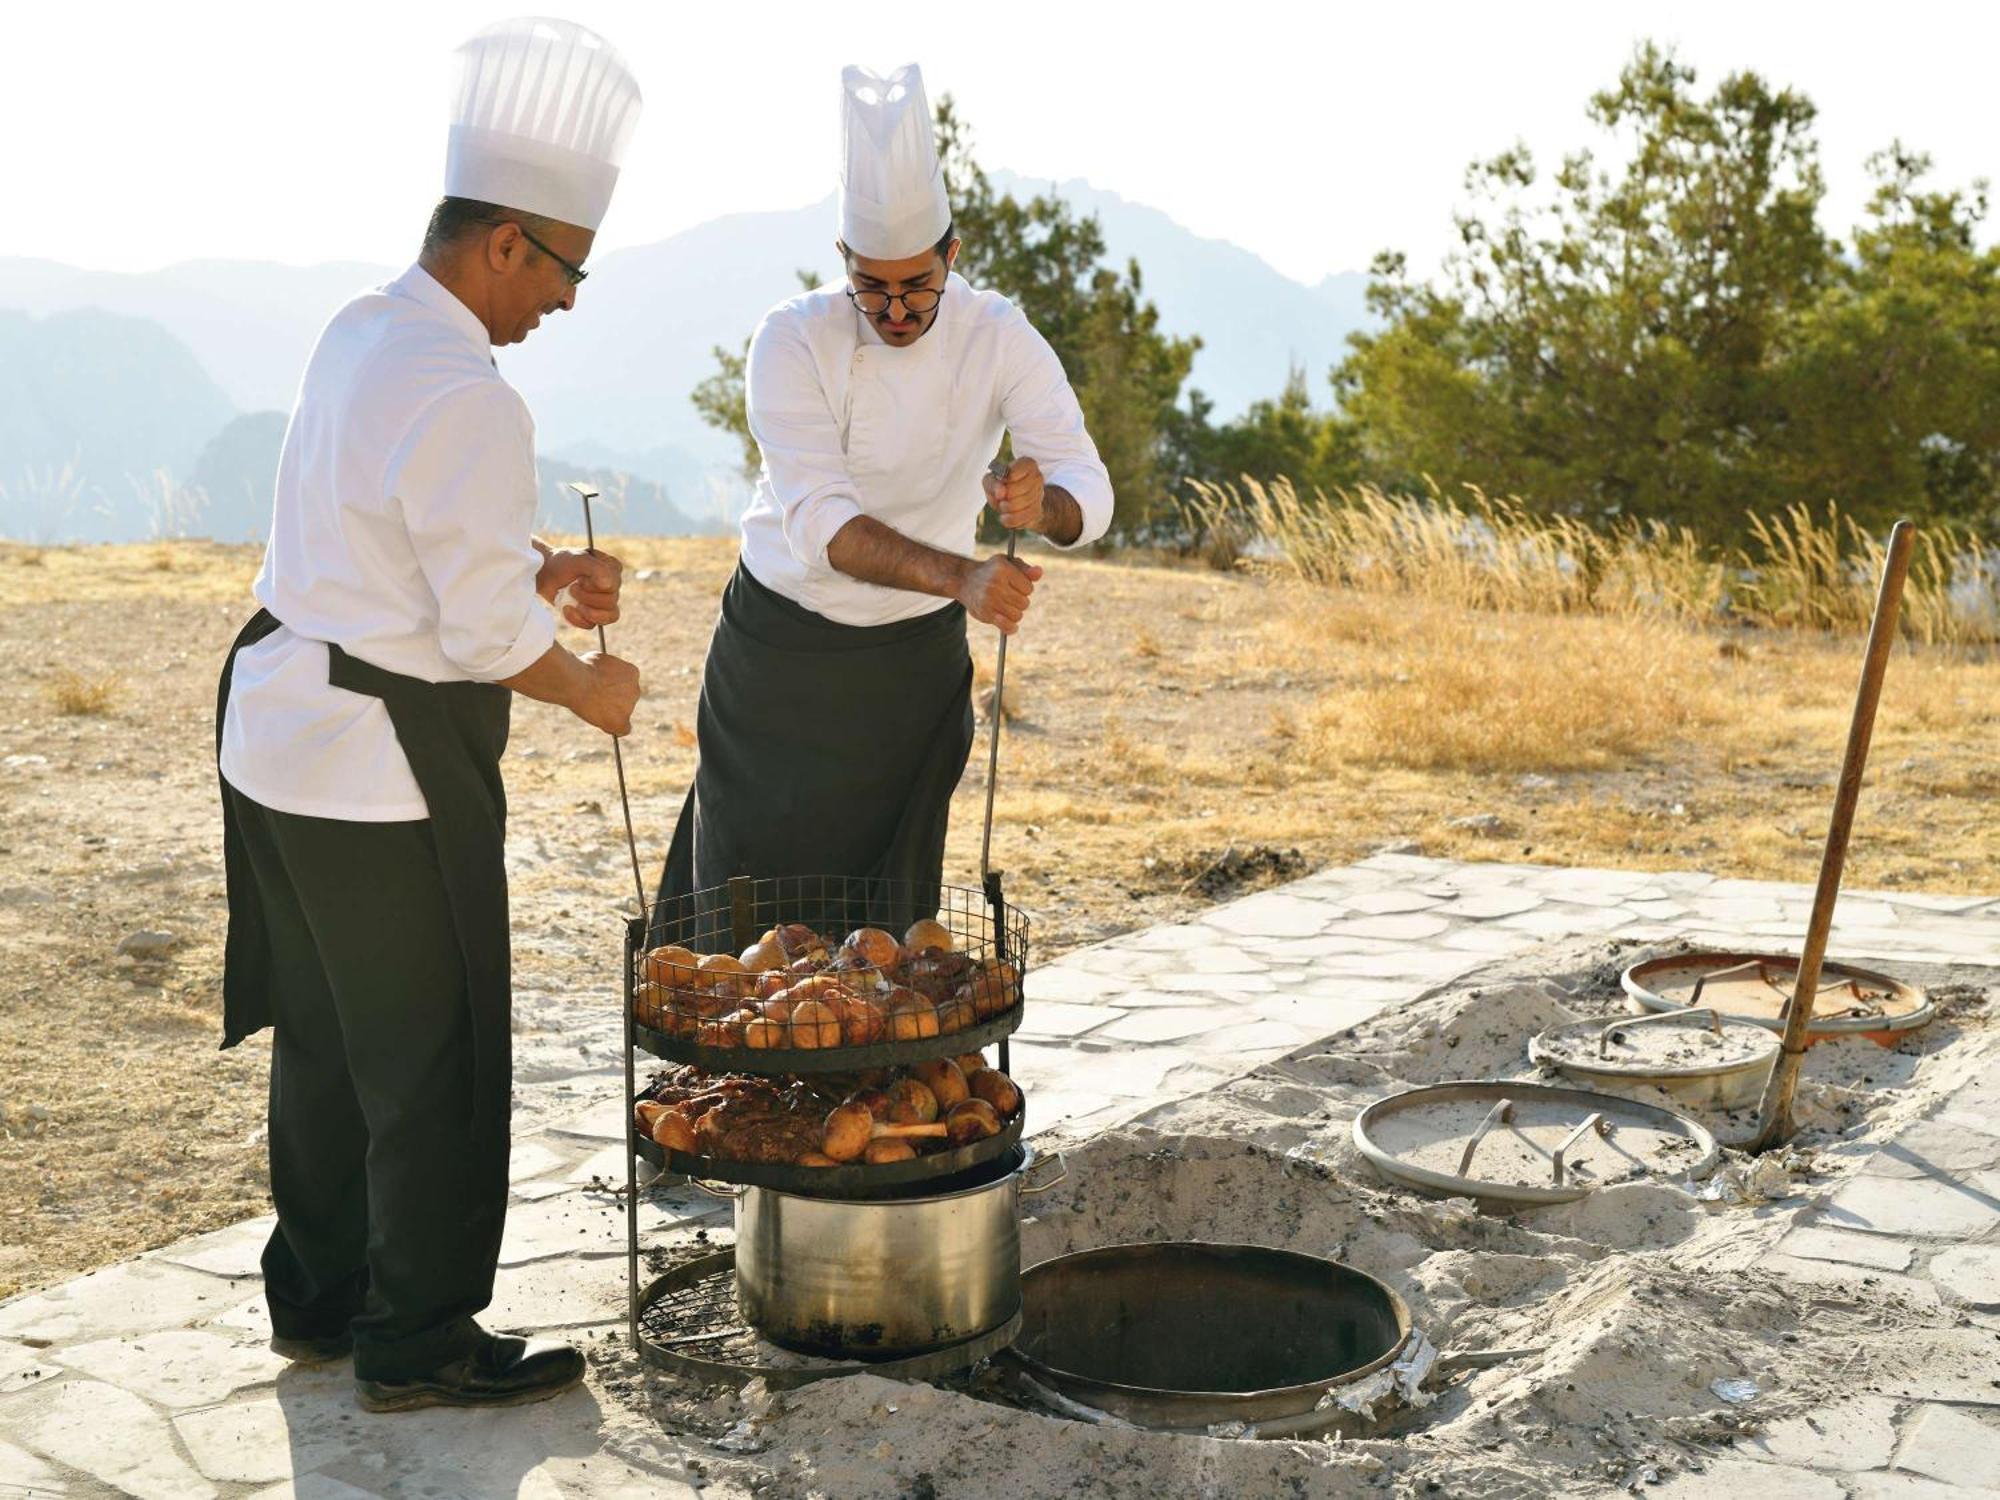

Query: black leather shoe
[354,1335,585,1413]
[269,1332,353,1364]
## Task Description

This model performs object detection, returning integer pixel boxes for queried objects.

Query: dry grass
[1287,597,1720,773]
[1186,479,1998,646]
[48,668,121,716]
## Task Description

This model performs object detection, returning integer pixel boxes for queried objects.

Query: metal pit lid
[1353,1080,1719,1206]
[1529,1007,1779,1081]
[1621,951,1932,1037]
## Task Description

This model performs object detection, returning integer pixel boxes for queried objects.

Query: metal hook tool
[978,457,1018,888]
[565,481,649,917]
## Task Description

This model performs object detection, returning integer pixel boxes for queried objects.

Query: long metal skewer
[566,482,649,918]
[978,458,1017,885]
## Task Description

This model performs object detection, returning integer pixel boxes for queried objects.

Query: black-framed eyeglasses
[512,222,589,286]
[846,284,943,317]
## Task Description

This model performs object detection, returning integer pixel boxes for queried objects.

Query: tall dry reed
[1184,478,1996,646]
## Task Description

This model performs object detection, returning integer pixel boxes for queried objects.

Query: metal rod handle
[1456,1097,1515,1179]
[1551,1112,1608,1187]
[566,482,650,919]
[978,457,1017,886]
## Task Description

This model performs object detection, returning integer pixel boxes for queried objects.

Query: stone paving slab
[1,853,1995,1498]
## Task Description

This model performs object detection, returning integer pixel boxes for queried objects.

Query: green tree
[1772,146,2000,532]
[1166,366,1360,497]
[690,340,757,479]
[1336,44,1837,537]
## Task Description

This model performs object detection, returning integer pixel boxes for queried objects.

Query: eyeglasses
[512,222,589,286]
[846,284,943,317]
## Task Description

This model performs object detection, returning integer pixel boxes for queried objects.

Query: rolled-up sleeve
[1000,312,1114,549]
[746,311,864,570]
[390,381,556,681]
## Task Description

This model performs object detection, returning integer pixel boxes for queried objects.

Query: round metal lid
[1353,1080,1719,1206]
[1529,1008,1779,1081]
[1621,951,1932,1037]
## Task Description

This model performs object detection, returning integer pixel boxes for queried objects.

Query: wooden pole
[1750,519,1915,1152]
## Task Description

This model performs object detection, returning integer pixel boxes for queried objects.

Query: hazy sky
[6,1,1994,285]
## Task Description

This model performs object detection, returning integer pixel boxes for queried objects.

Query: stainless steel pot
[731,1146,1063,1358]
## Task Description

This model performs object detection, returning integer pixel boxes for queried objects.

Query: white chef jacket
[219,264,555,821]
[736,272,1113,626]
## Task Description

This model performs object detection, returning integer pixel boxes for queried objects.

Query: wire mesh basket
[625,873,1030,1074]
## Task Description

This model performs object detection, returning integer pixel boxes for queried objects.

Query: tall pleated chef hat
[444,17,643,232]
[838,63,952,260]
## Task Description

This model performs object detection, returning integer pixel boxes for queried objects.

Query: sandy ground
[592,940,2000,1499]
[0,536,1994,1301]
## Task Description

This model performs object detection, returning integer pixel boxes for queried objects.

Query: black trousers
[229,787,509,1379]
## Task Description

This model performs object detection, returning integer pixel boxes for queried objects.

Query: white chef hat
[444,17,643,232]
[838,63,952,260]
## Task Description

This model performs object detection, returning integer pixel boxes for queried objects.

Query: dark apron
[653,562,975,941]
[216,609,514,1135]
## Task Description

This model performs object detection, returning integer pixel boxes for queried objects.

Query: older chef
[215,19,642,1413]
[653,62,1112,936]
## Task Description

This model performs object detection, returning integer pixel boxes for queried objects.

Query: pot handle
[1020,1150,1067,1196]
[690,1177,745,1200]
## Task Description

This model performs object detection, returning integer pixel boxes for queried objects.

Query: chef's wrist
[1036,487,1084,547]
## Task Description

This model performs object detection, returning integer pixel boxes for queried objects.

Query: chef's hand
[982,457,1045,534]
[574,650,641,736]
[958,555,1042,635]
[537,546,624,628]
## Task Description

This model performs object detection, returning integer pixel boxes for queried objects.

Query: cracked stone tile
[205,1294,273,1342]
[1023,1091,1125,1136]
[1626,898,1691,921]
[1148,971,1278,994]
[498,1194,631,1267]
[0,1259,234,1345]
[1281,975,1428,1006]
[0,1438,63,1493]
[1776,1226,1913,1272]
[564,1144,645,1187]
[1821,1173,2000,1240]
[1118,923,1216,953]
[1441,925,1535,954]
[154,1218,274,1281]
[1026,965,1135,1003]
[484,1258,626,1333]
[248,1478,388,1500]
[508,1141,571,1184]
[1241,935,1404,960]
[1095,1006,1237,1045]
[1845,1473,1999,1498]
[1651,1458,1844,1497]
[546,1097,626,1143]
[1928,1246,2000,1309]
[1009,1041,1176,1099]
[1762,1254,1941,1313]
[1014,1001,1119,1040]
[1204,1019,1318,1055]
[1064,948,1177,978]
[1183,947,1274,975]
[21,1379,218,1500]
[1439,889,1545,921]
[0,1339,62,1394]
[1863,1120,2000,1180]
[1895,1404,2000,1485]
[1202,893,1343,939]
[1863,1328,2000,1405]
[1249,993,1384,1036]
[1689,896,1791,926]
[55,1330,288,1409]
[1321,913,1454,942]
[174,1396,351,1487]
[1737,1394,1900,1471]
[1342,890,1443,916]
[1497,905,1638,938]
